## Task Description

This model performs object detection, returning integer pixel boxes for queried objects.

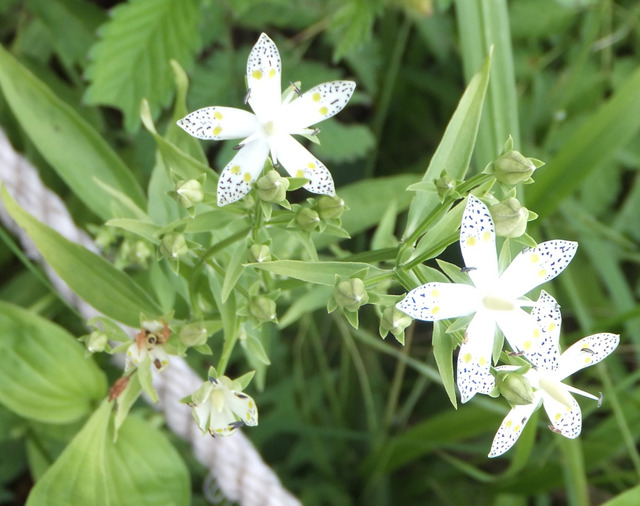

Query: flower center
[482,294,516,311]
[210,388,226,413]
[263,120,277,136]
[538,376,573,409]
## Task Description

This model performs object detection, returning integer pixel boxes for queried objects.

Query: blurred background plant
[1,0,640,505]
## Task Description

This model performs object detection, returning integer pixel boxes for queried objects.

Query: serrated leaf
[85,0,201,131]
[1,187,162,327]
[311,120,374,163]
[0,301,107,424]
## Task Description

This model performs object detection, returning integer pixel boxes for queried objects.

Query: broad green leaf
[432,320,457,408]
[1,187,162,326]
[278,285,334,329]
[0,301,106,423]
[221,241,247,303]
[602,484,640,506]
[403,52,491,240]
[85,0,201,131]
[310,120,375,163]
[456,0,520,166]
[0,45,145,221]
[27,401,190,506]
[527,66,640,218]
[250,260,388,286]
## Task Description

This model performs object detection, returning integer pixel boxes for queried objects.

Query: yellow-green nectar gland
[482,294,516,312]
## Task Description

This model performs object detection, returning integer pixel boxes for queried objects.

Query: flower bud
[295,208,320,231]
[380,307,412,336]
[496,370,535,406]
[490,198,529,238]
[256,170,289,203]
[176,179,204,208]
[493,150,537,185]
[248,244,271,263]
[180,323,209,347]
[249,296,277,323]
[435,175,456,200]
[334,278,369,312]
[86,330,108,353]
[160,232,188,259]
[317,195,345,220]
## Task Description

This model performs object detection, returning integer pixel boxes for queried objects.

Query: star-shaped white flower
[125,320,171,372]
[396,195,578,403]
[189,375,258,437]
[489,295,619,457]
[177,33,356,206]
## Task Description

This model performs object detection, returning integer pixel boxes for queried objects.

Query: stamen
[548,425,562,434]
[233,143,244,151]
[597,392,603,408]
[311,127,321,136]
[509,350,525,357]
[461,266,477,273]
[289,81,302,97]
[581,347,595,355]
[244,88,251,104]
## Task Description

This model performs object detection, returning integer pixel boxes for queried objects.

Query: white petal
[282,81,356,132]
[176,106,259,140]
[246,33,282,121]
[542,391,582,438]
[460,196,499,290]
[457,310,496,403]
[217,140,269,206]
[556,333,620,380]
[149,345,170,371]
[494,307,540,357]
[396,282,479,321]
[192,402,212,432]
[523,291,562,370]
[273,134,335,196]
[497,240,578,299]
[488,401,539,458]
[227,390,259,427]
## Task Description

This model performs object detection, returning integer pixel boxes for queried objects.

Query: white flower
[125,320,171,372]
[177,33,356,206]
[489,295,619,457]
[396,195,578,403]
[190,375,258,437]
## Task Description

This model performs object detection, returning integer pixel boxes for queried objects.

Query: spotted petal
[556,333,620,380]
[396,282,479,321]
[460,196,498,290]
[226,390,259,427]
[497,240,578,299]
[217,139,269,206]
[488,401,539,458]
[273,134,335,196]
[246,33,282,121]
[176,106,259,140]
[542,391,582,438]
[494,306,541,360]
[457,309,496,403]
[282,81,356,132]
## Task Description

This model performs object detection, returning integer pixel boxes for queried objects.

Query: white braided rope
[0,128,300,506]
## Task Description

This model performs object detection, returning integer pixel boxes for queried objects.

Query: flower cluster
[397,196,619,456]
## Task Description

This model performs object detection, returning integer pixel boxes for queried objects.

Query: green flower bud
[249,296,277,323]
[334,278,369,312]
[160,232,188,259]
[490,198,529,238]
[317,195,345,220]
[133,240,152,265]
[493,150,537,185]
[86,330,108,353]
[176,179,204,208]
[380,307,412,336]
[496,370,535,406]
[435,175,456,200]
[248,244,271,263]
[257,170,289,203]
[295,208,320,231]
[180,323,208,347]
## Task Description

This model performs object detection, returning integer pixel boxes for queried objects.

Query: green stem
[216,331,238,376]
[383,323,414,430]
[402,231,460,270]
[559,438,589,506]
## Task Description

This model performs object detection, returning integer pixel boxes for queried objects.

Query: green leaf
[432,320,457,408]
[278,285,334,329]
[106,218,161,244]
[222,241,247,303]
[0,45,146,221]
[113,372,142,435]
[1,187,162,327]
[250,260,388,286]
[26,401,190,505]
[403,51,492,240]
[0,301,106,424]
[310,120,375,163]
[85,0,201,132]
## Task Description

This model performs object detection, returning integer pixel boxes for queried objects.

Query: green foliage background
[1,0,640,505]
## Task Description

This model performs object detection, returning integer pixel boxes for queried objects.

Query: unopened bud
[317,195,345,220]
[295,208,320,231]
[334,278,369,312]
[249,296,277,323]
[248,244,271,263]
[160,232,188,259]
[490,198,529,238]
[493,150,537,185]
[496,370,535,406]
[86,331,108,353]
[257,170,289,203]
[435,175,456,200]
[381,307,412,336]
[180,323,208,347]
[176,179,204,208]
